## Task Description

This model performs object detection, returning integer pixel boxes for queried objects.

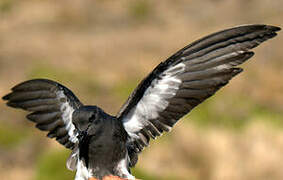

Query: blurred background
[0,0,283,180]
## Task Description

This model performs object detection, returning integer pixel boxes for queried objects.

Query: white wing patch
[56,90,78,144]
[123,63,185,138]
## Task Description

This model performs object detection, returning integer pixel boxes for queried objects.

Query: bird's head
[72,106,103,133]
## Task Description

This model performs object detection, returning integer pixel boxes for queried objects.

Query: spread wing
[117,24,280,164]
[2,79,83,149]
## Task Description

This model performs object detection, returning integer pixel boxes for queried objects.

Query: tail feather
[67,146,79,171]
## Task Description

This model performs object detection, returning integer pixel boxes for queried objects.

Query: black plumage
[117,25,281,155]
[3,79,82,149]
[2,24,280,180]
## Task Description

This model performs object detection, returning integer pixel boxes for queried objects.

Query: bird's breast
[79,118,129,179]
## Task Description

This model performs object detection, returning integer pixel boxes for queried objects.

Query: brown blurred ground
[0,0,282,180]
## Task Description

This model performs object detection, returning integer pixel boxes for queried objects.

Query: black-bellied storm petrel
[2,24,280,180]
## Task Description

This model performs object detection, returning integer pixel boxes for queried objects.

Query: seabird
[2,24,280,180]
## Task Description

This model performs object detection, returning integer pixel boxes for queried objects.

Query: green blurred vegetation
[189,94,283,130]
[35,150,75,180]
[0,122,30,149]
[28,64,104,98]
[128,1,152,22]
[113,78,139,101]
[0,0,14,13]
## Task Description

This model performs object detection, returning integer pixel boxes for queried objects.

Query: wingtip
[2,93,11,101]
[265,25,281,32]
[243,51,255,59]
[6,101,17,108]
[47,132,56,138]
[232,68,243,76]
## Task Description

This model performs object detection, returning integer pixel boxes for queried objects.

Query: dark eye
[93,118,101,125]
[89,113,96,123]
